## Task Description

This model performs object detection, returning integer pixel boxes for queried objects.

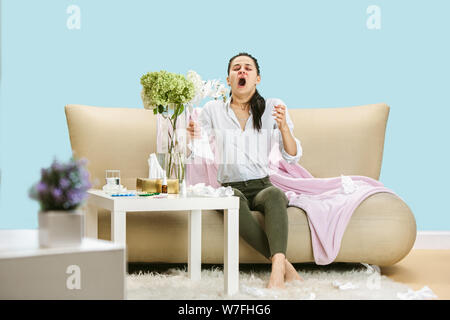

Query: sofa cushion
[289,103,389,180]
[65,104,157,190]
[65,103,389,189]
[67,103,415,266]
[97,192,415,266]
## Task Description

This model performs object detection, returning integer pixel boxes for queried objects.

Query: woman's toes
[267,258,286,289]
[285,259,303,282]
[267,273,285,289]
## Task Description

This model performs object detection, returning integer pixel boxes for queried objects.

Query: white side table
[84,190,240,296]
[0,230,126,299]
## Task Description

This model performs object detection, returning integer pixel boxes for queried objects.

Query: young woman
[187,53,303,288]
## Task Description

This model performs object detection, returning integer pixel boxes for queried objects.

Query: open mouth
[238,78,246,87]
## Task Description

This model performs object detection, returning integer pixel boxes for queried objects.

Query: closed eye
[233,64,253,71]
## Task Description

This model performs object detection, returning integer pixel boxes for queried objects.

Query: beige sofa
[65,102,416,266]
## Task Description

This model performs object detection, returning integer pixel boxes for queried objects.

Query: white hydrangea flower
[187,70,205,105]
[214,83,228,99]
[202,80,214,98]
[141,89,156,110]
[186,71,228,107]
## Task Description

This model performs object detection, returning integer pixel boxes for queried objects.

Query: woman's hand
[272,105,289,131]
[187,120,201,141]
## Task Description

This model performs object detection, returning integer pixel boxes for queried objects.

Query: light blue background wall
[0,0,449,230]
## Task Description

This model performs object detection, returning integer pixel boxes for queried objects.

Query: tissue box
[136,178,162,193]
[136,178,179,194]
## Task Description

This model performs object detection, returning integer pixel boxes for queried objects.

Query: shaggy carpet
[126,263,437,300]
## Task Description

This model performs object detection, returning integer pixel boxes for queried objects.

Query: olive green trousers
[221,176,289,261]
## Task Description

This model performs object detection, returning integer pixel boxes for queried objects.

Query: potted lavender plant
[29,157,92,248]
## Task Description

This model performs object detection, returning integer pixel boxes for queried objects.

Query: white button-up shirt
[191,97,302,184]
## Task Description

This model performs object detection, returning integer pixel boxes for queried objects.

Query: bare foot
[267,254,286,289]
[284,259,303,282]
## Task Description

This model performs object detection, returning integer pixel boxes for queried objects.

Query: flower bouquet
[140,70,228,183]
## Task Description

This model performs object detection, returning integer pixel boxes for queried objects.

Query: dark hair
[227,52,266,132]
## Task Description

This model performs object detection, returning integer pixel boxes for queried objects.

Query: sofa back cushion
[288,103,389,180]
[65,102,389,189]
[65,104,157,189]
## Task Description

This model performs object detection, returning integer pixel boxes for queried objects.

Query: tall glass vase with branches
[158,102,187,181]
[141,70,228,183]
[141,71,194,181]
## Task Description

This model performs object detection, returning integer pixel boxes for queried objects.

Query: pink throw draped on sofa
[185,108,400,265]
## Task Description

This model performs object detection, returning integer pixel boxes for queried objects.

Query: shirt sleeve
[198,102,213,133]
[271,99,303,164]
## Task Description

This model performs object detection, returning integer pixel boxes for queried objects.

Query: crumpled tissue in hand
[187,135,215,161]
[340,174,359,194]
[187,183,234,197]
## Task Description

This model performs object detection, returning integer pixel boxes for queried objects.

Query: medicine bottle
[161,173,168,194]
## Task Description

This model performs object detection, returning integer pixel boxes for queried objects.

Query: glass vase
[156,103,188,182]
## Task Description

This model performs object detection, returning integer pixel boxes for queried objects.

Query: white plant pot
[38,210,84,248]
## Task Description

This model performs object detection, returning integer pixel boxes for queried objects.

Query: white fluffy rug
[126,263,437,300]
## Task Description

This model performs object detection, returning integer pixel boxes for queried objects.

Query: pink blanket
[185,109,401,265]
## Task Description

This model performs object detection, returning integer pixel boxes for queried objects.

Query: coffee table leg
[84,204,98,239]
[224,208,239,295]
[111,210,126,245]
[188,209,201,281]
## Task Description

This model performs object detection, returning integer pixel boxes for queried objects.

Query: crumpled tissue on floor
[332,280,359,290]
[360,263,438,300]
[397,286,438,300]
[240,284,316,300]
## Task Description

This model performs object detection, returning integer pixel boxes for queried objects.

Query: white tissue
[341,174,359,194]
[187,131,215,161]
[240,285,281,299]
[306,292,316,300]
[361,263,381,274]
[148,153,165,179]
[397,286,438,300]
[332,280,359,290]
[187,183,234,197]
[102,184,127,194]
[240,285,266,297]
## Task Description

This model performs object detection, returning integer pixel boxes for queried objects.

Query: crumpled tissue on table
[187,183,234,197]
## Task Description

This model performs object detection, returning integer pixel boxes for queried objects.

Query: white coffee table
[0,229,126,299]
[84,189,240,296]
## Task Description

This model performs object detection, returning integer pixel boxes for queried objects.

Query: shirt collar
[225,97,231,111]
[225,97,252,114]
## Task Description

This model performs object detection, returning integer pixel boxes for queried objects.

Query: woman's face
[227,55,261,97]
